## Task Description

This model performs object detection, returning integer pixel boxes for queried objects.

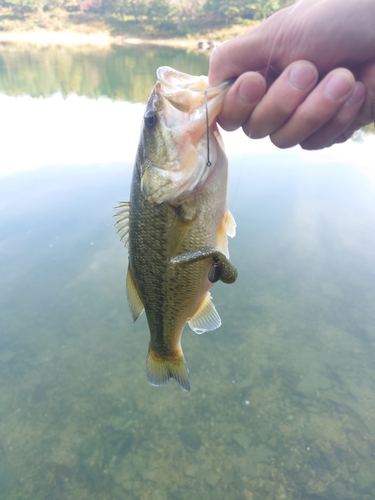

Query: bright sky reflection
[1,93,374,185]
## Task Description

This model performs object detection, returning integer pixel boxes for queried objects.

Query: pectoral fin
[217,210,236,256]
[167,217,192,260]
[225,209,236,238]
[167,204,196,260]
[188,292,221,334]
[126,266,144,323]
[113,201,130,247]
[171,246,238,284]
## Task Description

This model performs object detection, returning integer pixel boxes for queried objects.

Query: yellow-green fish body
[114,67,237,391]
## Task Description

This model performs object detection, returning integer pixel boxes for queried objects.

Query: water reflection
[0,44,375,500]
[0,43,209,100]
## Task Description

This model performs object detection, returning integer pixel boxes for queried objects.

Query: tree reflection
[0,43,209,102]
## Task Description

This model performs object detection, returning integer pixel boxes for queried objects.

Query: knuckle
[335,113,352,128]
[269,93,295,118]
[357,99,375,126]
[301,110,323,130]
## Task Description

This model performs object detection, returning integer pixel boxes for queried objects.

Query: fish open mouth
[156,66,233,129]
[140,67,233,204]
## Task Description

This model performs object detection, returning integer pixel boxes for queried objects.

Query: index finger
[208,27,277,86]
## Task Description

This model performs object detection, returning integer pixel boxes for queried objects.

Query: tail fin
[147,346,191,392]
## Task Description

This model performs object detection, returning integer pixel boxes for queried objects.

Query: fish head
[139,66,233,204]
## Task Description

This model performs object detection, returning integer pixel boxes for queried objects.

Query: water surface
[1,44,375,500]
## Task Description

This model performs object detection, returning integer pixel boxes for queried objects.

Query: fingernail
[325,73,352,100]
[238,77,263,103]
[347,82,366,104]
[288,63,317,90]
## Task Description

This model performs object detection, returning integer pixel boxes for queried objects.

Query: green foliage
[0,0,295,33]
[352,123,375,142]
[253,0,280,19]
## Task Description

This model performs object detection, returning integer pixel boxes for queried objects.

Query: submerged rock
[185,464,198,477]
[305,480,328,497]
[331,481,353,500]
[233,433,251,449]
[53,463,72,487]
[179,429,202,451]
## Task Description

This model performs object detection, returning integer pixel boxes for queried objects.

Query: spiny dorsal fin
[113,201,130,248]
[187,291,221,334]
[126,266,144,323]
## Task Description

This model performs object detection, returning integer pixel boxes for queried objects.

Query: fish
[113,66,238,392]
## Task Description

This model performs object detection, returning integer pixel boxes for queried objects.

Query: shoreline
[0,31,217,51]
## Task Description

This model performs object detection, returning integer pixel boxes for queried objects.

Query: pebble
[233,433,251,449]
[205,471,220,488]
[242,490,253,500]
[185,465,198,477]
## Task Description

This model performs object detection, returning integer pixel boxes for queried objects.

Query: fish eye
[144,110,157,130]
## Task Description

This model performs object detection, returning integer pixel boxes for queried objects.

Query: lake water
[1,43,375,500]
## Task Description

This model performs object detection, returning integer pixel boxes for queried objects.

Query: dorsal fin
[113,201,130,247]
[187,291,221,334]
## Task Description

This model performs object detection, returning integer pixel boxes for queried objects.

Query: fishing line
[231,3,285,207]
[204,89,211,167]
[233,1,306,201]
[244,0,304,141]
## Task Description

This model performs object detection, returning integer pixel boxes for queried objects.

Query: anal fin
[126,266,144,323]
[188,292,221,334]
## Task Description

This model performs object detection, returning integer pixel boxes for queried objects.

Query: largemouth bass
[114,67,237,392]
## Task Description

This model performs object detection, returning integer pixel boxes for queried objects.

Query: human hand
[209,0,375,150]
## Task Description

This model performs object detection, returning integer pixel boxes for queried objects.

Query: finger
[331,112,374,146]
[330,110,374,147]
[329,61,375,146]
[208,23,277,86]
[353,59,375,125]
[241,61,319,139]
[300,81,366,150]
[270,69,356,149]
[217,72,266,132]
